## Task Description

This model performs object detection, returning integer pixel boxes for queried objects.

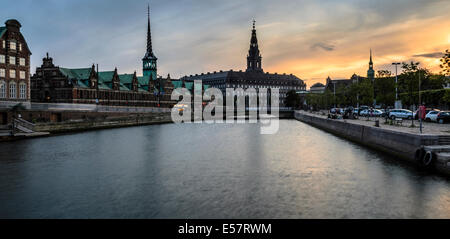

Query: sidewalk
[301,110,450,135]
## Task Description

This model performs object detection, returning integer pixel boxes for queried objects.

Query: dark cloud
[311,42,335,51]
[412,52,444,58]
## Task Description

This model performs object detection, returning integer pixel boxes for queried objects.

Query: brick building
[0,19,32,111]
[30,6,182,108]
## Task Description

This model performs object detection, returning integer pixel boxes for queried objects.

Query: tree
[374,76,395,107]
[356,78,374,106]
[440,49,450,76]
[285,90,301,109]
[377,70,392,78]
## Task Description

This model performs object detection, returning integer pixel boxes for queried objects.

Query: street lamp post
[419,70,422,133]
[333,81,336,108]
[392,62,401,107]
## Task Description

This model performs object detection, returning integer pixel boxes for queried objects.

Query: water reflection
[0,120,449,218]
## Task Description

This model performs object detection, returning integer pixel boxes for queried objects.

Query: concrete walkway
[301,110,450,135]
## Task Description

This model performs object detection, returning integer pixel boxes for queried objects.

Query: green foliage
[285,90,302,109]
[305,60,448,110]
[374,77,395,107]
[399,89,450,108]
[377,70,392,78]
[440,49,450,76]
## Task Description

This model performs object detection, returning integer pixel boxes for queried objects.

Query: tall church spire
[146,4,154,58]
[143,4,157,80]
[246,19,263,73]
[367,49,375,80]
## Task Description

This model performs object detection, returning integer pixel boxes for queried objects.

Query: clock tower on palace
[142,5,157,80]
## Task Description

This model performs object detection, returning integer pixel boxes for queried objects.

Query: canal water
[0,120,449,218]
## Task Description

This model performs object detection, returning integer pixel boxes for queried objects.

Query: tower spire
[367,49,375,80]
[142,3,157,79]
[146,4,153,56]
[246,19,263,72]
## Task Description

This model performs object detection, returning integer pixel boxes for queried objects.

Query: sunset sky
[1,0,449,88]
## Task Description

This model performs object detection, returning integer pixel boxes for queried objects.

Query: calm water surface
[0,120,449,218]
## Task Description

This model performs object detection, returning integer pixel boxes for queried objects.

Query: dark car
[437,111,450,124]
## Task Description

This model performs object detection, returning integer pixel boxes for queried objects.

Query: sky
[1,0,450,88]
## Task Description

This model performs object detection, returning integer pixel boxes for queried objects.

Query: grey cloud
[413,52,444,58]
[311,42,335,51]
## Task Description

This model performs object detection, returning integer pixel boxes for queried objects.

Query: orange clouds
[263,15,450,87]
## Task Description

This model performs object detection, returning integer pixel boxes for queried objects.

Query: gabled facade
[30,54,177,107]
[0,19,32,109]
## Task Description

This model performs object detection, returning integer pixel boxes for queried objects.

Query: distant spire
[246,19,263,72]
[367,49,375,80]
[146,3,153,57]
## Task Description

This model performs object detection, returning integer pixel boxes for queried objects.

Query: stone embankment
[295,110,450,176]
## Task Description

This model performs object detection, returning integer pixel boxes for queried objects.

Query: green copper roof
[172,80,183,89]
[0,27,6,39]
[118,74,134,84]
[59,68,92,80]
[137,75,150,86]
[184,82,193,90]
[97,71,114,83]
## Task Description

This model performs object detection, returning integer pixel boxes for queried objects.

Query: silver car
[388,109,413,119]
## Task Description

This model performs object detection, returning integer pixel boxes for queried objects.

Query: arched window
[9,82,16,98]
[19,82,26,99]
[0,80,6,98]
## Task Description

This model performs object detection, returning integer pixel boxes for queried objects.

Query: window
[9,82,16,98]
[19,58,25,66]
[19,82,26,99]
[2,40,4,49]
[20,71,25,79]
[19,43,22,51]
[9,56,15,65]
[10,69,15,78]
[0,80,5,98]
[10,41,16,50]
[0,69,4,78]
[0,55,4,64]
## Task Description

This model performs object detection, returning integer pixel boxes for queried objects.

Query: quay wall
[33,112,172,133]
[294,111,441,162]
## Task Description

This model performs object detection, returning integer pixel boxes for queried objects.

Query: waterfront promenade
[295,110,450,176]
[300,110,450,135]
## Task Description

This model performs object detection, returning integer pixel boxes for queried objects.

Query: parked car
[437,111,450,124]
[378,109,388,117]
[425,110,440,122]
[388,109,413,119]
[360,109,383,117]
[330,108,344,114]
